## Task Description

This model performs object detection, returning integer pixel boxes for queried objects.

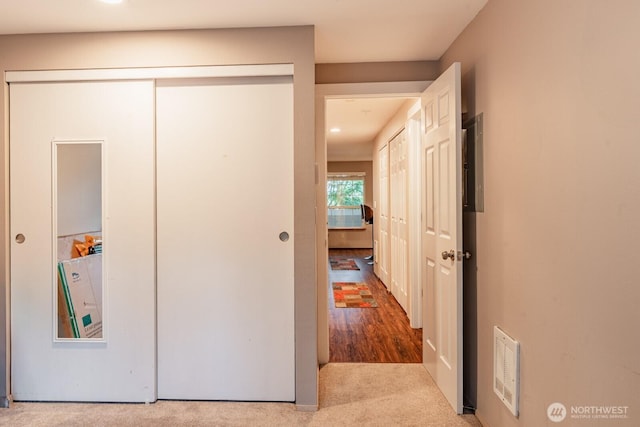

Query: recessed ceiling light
[330,127,341,133]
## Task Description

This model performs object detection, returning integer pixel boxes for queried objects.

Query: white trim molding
[5,64,294,83]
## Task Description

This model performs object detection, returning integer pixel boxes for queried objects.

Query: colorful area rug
[330,257,360,270]
[332,282,378,308]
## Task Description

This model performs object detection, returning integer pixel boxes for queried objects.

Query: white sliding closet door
[10,81,156,402]
[156,77,295,401]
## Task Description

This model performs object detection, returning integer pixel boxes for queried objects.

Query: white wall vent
[493,326,520,416]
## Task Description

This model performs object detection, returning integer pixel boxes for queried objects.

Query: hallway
[328,249,422,363]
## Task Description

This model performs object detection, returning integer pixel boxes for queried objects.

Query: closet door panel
[156,77,294,401]
[10,80,156,402]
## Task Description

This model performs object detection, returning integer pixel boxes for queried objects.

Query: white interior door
[390,130,409,312]
[377,144,390,285]
[10,80,156,402]
[421,62,463,413]
[156,77,295,401]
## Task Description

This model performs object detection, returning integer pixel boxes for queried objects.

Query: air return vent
[493,326,520,416]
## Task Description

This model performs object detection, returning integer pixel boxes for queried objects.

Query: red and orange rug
[332,282,378,308]
[329,257,360,270]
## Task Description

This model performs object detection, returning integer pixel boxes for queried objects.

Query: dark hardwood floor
[328,248,422,363]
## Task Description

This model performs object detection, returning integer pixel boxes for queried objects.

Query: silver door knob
[441,249,455,261]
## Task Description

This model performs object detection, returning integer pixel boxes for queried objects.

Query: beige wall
[441,1,640,425]
[0,27,317,408]
[316,61,439,84]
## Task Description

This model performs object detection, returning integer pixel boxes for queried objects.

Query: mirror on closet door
[54,141,104,340]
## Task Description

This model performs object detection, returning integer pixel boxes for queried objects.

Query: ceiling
[0,0,487,63]
[0,0,487,160]
[326,97,417,161]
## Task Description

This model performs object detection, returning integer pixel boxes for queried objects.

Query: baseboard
[296,404,318,412]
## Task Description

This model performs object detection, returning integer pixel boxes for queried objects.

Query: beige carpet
[0,363,482,426]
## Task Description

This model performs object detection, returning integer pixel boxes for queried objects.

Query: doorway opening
[323,92,423,364]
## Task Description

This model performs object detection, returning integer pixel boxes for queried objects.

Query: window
[327,172,365,228]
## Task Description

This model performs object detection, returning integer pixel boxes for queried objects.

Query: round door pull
[279,231,290,242]
[15,234,26,244]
